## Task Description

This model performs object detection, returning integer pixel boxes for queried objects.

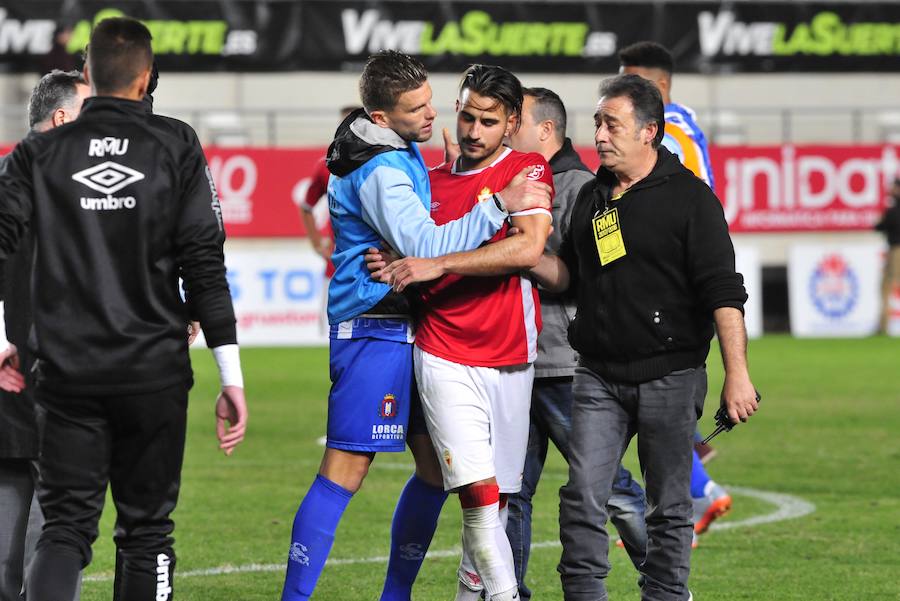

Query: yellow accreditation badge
[592,207,627,266]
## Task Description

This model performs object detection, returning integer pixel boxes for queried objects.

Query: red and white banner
[711,145,899,233]
[3,143,896,236]
[204,146,445,237]
[206,144,899,237]
[205,147,321,237]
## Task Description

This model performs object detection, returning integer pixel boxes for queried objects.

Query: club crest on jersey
[380,393,397,418]
[477,186,493,203]
[525,164,545,181]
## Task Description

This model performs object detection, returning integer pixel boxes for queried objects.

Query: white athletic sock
[489,588,519,601]
[498,493,509,528]
[459,484,517,598]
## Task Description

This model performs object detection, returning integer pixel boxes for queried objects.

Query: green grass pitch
[79,336,900,600]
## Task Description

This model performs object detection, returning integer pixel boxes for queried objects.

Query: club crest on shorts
[443,448,452,469]
[380,393,397,418]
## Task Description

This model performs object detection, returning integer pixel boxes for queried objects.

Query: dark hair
[27,69,86,129]
[598,74,665,148]
[359,50,428,112]
[147,61,159,95]
[459,64,523,125]
[523,87,567,143]
[618,41,675,75]
[87,17,153,95]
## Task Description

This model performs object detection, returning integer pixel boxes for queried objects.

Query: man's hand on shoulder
[500,166,552,214]
[216,385,248,456]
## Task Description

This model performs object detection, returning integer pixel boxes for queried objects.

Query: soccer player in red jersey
[372,64,552,601]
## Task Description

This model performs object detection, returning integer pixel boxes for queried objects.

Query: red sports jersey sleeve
[301,157,336,277]
[415,149,553,367]
[300,157,330,211]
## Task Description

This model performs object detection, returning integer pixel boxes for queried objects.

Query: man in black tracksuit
[0,69,89,601]
[0,18,247,601]
[532,75,758,601]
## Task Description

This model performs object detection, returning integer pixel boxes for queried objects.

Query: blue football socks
[690,449,711,499]
[282,475,353,601]
[380,474,449,601]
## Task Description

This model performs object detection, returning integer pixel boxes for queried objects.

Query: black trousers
[26,383,189,601]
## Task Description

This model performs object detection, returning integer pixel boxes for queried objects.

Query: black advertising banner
[0,1,301,73]
[316,1,900,73]
[0,1,898,73]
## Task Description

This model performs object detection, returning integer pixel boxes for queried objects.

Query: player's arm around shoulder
[504,153,555,267]
[381,209,552,292]
[381,157,553,290]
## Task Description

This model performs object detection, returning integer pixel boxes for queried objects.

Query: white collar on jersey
[452,146,512,175]
[350,117,409,150]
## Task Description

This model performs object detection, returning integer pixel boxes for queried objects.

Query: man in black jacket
[0,18,247,601]
[531,74,758,601]
[876,177,900,334]
[504,86,648,599]
[0,68,89,601]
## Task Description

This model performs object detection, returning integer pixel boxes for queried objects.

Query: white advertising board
[734,246,762,339]
[788,244,881,337]
[197,241,328,347]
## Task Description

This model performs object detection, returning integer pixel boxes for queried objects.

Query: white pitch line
[83,485,814,582]
[708,485,816,531]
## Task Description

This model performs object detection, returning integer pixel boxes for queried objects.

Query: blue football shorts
[327,335,426,452]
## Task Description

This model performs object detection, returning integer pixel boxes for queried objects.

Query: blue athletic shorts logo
[380,394,397,418]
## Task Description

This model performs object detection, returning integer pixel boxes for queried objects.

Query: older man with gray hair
[531,74,758,601]
[0,69,89,601]
[27,69,90,131]
[505,86,648,600]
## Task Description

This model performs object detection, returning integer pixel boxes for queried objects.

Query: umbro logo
[398,543,425,561]
[289,542,310,566]
[72,161,145,195]
[156,553,172,600]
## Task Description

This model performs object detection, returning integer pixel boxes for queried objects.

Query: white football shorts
[414,346,534,493]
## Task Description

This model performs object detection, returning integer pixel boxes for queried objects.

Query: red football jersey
[300,157,336,278]
[415,148,554,367]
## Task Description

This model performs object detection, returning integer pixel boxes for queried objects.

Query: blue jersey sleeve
[358,165,507,258]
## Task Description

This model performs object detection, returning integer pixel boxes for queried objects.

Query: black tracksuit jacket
[559,146,747,384]
[0,96,236,396]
